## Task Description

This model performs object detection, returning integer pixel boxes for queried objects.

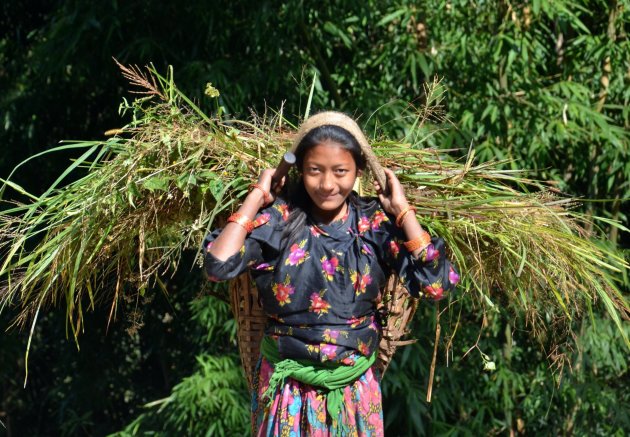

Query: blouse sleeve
[367,206,460,300]
[202,202,284,282]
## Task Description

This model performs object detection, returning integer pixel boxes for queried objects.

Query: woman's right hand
[375,168,410,217]
[210,169,284,261]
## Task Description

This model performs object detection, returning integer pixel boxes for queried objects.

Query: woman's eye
[335,169,348,174]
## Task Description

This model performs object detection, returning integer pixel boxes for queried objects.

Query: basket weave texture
[229,272,419,390]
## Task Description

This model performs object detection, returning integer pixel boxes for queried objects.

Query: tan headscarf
[291,111,388,193]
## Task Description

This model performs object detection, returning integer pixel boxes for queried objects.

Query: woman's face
[302,140,360,223]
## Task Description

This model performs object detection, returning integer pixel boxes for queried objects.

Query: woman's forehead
[303,141,356,164]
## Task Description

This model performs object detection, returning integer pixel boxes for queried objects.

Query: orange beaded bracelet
[395,205,417,228]
[248,183,272,205]
[227,212,254,233]
[403,231,431,252]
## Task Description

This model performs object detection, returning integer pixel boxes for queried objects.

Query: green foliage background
[1,0,628,435]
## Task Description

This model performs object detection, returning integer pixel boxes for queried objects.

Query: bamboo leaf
[377,9,406,27]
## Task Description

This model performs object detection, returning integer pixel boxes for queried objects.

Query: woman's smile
[315,192,339,200]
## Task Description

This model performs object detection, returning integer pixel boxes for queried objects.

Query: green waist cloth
[260,336,377,429]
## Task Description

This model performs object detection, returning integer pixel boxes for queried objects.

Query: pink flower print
[309,292,331,316]
[424,243,440,262]
[205,241,213,251]
[321,257,336,278]
[321,344,337,361]
[351,266,372,295]
[323,329,340,344]
[273,283,294,305]
[272,276,295,306]
[424,282,444,300]
[358,216,371,233]
[449,266,460,284]
[360,272,372,292]
[207,274,220,282]
[371,210,388,229]
[274,203,290,221]
[389,240,400,258]
[253,262,273,271]
[357,338,371,356]
[346,315,363,328]
[320,255,342,280]
[285,239,309,266]
[251,212,271,229]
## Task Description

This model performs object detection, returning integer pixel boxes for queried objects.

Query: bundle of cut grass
[1,64,628,360]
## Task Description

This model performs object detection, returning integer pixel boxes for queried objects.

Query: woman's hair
[281,124,374,244]
[294,124,367,172]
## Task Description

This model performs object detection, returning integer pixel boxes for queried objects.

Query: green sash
[260,336,376,434]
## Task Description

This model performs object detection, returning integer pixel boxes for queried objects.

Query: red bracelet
[404,232,431,252]
[248,183,272,205]
[227,213,254,233]
[395,205,417,228]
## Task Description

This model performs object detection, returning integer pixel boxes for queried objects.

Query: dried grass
[1,64,627,355]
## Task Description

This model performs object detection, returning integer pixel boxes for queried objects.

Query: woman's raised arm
[208,169,281,261]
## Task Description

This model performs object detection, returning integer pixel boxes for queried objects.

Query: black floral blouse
[203,195,459,364]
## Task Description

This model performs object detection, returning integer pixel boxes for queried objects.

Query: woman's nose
[320,172,334,190]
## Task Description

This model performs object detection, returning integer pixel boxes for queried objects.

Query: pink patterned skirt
[251,356,384,437]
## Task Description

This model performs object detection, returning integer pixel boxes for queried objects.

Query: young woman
[203,112,459,436]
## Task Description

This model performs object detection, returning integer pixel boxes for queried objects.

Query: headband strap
[291,111,370,153]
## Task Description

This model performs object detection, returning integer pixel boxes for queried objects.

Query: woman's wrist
[402,217,431,257]
[401,210,427,238]
[391,201,410,218]
[395,204,416,228]
[235,189,266,222]
[249,183,272,206]
[245,187,267,209]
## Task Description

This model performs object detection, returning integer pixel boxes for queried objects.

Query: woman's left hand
[375,168,410,216]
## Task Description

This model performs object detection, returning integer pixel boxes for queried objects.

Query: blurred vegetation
[1,0,628,436]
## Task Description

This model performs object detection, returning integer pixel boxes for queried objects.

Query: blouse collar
[308,200,352,235]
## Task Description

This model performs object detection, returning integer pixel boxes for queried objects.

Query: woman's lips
[316,193,338,200]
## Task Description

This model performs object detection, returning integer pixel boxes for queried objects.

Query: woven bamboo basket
[229,272,419,390]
